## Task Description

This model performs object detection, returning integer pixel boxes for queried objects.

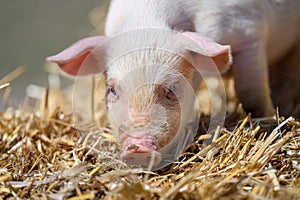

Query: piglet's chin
[120,137,162,167]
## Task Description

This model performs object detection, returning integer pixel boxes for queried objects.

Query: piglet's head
[47,30,231,170]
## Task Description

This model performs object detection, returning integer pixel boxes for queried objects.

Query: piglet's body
[106,0,300,117]
[48,0,300,169]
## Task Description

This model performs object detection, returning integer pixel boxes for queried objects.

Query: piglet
[47,0,300,169]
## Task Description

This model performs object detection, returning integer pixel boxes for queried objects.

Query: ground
[0,68,300,200]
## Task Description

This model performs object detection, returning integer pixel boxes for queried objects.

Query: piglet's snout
[120,135,162,167]
[119,98,169,167]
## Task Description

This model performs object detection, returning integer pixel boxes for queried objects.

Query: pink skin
[47,0,300,168]
[47,33,230,168]
[108,80,177,166]
[118,133,162,166]
[47,9,231,168]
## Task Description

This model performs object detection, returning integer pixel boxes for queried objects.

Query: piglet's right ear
[47,36,108,76]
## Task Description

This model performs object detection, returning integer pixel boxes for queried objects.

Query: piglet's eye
[107,86,117,95]
[165,82,179,100]
[107,86,119,102]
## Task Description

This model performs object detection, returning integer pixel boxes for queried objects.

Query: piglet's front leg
[233,41,274,117]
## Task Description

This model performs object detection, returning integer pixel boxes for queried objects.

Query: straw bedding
[0,67,300,200]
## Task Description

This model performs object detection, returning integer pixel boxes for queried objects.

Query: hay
[0,68,300,200]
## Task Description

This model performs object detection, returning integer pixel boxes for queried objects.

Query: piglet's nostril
[120,137,162,167]
[126,144,139,151]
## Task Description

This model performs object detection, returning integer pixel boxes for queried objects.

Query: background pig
[47,0,300,169]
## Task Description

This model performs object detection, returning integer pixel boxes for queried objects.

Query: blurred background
[0,0,108,110]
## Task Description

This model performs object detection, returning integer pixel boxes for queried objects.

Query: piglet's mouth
[120,137,162,167]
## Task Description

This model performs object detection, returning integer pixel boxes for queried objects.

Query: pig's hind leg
[270,44,300,117]
[232,41,274,117]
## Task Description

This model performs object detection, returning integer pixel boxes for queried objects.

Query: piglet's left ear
[47,36,108,76]
[179,32,232,73]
